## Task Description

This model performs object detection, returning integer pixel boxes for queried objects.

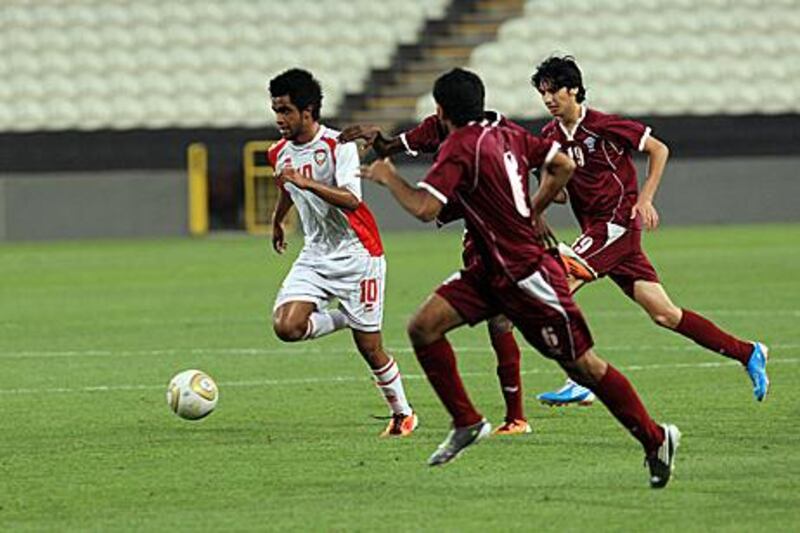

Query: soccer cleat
[557,242,597,281]
[493,419,532,435]
[536,379,596,406]
[427,419,491,467]
[746,342,770,402]
[646,424,681,489]
[381,410,419,437]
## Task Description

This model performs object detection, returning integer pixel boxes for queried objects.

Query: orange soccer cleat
[381,410,419,437]
[492,419,532,435]
[557,242,597,282]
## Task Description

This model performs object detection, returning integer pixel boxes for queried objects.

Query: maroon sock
[490,331,525,422]
[591,364,664,454]
[415,338,482,427]
[675,309,753,365]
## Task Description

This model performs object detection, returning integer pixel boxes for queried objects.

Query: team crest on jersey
[314,149,327,166]
[583,136,596,153]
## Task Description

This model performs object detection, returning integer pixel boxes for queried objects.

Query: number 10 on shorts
[360,278,378,311]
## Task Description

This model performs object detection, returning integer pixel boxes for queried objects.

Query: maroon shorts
[435,254,594,361]
[572,223,659,298]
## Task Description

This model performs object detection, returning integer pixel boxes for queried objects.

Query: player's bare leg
[273,301,348,342]
[352,330,417,437]
[558,348,680,489]
[633,280,769,401]
[408,294,490,466]
[486,315,531,435]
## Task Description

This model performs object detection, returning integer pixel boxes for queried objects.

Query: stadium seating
[0,0,448,131]
[417,0,800,118]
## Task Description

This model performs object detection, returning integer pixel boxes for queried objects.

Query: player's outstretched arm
[271,187,294,254]
[279,167,360,211]
[633,135,670,230]
[531,152,576,216]
[360,158,443,222]
[339,125,405,158]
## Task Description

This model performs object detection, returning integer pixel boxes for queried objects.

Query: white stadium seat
[0,0,448,131]
[418,0,800,119]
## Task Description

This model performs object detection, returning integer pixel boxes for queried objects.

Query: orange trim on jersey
[344,203,384,257]
[267,139,288,167]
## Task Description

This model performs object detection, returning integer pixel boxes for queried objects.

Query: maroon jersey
[541,107,651,230]
[420,120,560,283]
[403,112,529,264]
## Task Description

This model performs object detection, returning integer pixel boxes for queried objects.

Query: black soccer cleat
[646,424,681,489]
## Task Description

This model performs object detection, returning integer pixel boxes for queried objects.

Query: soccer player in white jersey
[267,69,418,437]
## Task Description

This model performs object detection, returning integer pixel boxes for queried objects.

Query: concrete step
[337,0,524,123]
[349,108,418,122]
[430,34,497,48]
[426,45,473,60]
[365,96,419,110]
[377,81,435,97]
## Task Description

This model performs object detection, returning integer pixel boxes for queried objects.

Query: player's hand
[531,212,558,249]
[340,124,381,145]
[631,199,660,230]
[360,158,396,186]
[279,167,313,190]
[272,222,287,254]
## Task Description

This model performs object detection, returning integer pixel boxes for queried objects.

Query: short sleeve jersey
[402,112,531,254]
[268,125,383,257]
[540,107,651,230]
[419,121,560,283]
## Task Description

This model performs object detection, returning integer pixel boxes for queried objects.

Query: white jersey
[268,125,383,258]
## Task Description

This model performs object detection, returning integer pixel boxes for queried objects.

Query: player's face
[271,95,309,141]
[537,82,577,118]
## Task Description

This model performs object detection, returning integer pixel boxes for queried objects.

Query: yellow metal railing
[243,140,276,235]
[187,142,209,236]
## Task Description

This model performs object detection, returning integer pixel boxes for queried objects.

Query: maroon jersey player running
[530,56,769,406]
[343,110,544,436]
[360,68,680,488]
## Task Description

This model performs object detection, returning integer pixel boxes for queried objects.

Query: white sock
[304,309,349,339]
[372,358,412,416]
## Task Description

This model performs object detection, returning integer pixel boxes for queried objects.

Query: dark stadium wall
[0,115,798,240]
[0,115,798,173]
[0,171,186,241]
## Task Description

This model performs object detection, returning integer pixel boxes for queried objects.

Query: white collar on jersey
[290,124,326,148]
[557,105,587,141]
[468,110,503,127]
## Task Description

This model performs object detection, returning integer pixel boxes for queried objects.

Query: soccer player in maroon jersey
[360,68,680,488]
[530,56,769,406]
[343,112,540,436]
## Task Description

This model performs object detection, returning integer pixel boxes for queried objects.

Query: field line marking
[1,343,798,359]
[0,357,797,396]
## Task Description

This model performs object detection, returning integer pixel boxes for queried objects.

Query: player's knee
[650,307,681,329]
[487,315,513,337]
[273,318,307,342]
[407,316,435,346]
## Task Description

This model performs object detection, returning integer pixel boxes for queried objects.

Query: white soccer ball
[166,369,219,420]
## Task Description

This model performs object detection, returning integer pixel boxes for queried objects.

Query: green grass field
[1,224,799,531]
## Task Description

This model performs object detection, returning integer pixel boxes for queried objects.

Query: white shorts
[273,251,386,332]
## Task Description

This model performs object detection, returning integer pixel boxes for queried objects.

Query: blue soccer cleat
[746,342,770,402]
[537,379,596,406]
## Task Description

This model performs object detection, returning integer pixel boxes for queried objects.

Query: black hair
[432,68,485,127]
[531,55,586,103]
[269,68,323,120]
